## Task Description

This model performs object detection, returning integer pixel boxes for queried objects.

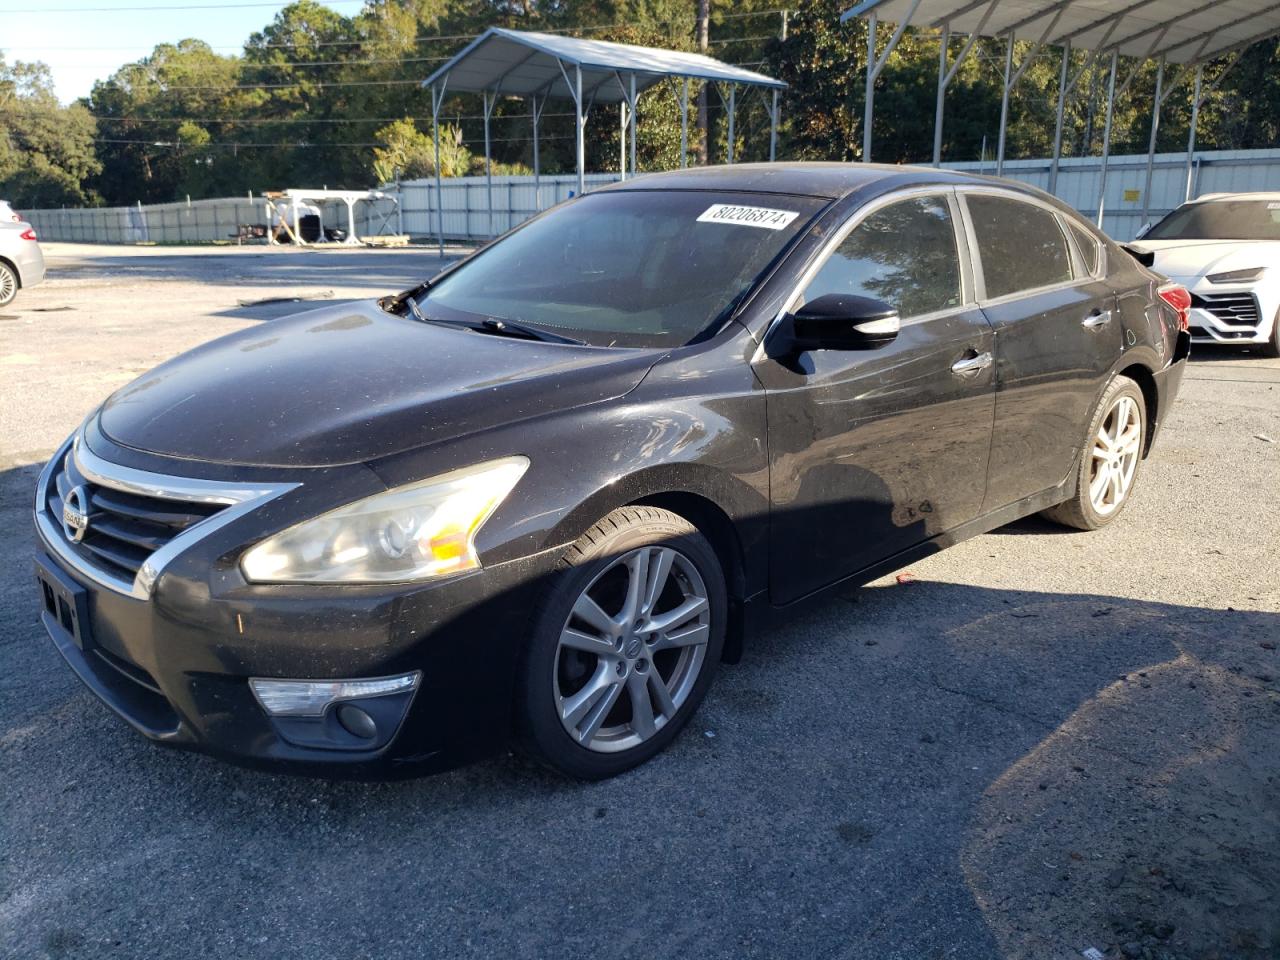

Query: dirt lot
[1,243,1278,960]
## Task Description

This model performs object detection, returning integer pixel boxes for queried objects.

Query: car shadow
[4,454,1277,959]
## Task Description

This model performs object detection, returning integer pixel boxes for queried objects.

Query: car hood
[1135,238,1280,281]
[97,301,660,467]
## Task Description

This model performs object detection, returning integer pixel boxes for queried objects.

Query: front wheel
[1042,375,1147,531]
[1260,307,1280,359]
[516,506,726,780]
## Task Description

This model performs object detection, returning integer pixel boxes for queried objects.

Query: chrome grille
[1191,292,1261,328]
[47,450,225,579]
[35,437,299,598]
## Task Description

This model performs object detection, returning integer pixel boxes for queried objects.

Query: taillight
[1158,283,1191,332]
[19,227,37,241]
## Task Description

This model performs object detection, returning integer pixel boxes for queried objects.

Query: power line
[2,9,787,49]
[91,112,579,123]
[8,0,365,11]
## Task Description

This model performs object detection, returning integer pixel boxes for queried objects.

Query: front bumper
[32,433,559,778]
[1172,279,1275,344]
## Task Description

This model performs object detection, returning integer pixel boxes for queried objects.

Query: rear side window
[1068,221,1100,275]
[803,195,962,319]
[967,195,1072,299]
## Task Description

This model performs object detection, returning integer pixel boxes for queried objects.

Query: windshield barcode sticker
[696,203,799,230]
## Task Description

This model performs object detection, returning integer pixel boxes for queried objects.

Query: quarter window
[802,195,963,319]
[1068,221,1100,276]
[967,195,1073,299]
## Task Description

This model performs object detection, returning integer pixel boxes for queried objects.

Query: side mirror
[788,294,901,351]
[1134,221,1152,239]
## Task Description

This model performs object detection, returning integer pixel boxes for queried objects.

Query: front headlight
[241,456,529,584]
[1206,266,1265,284]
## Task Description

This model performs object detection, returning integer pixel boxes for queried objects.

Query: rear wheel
[1042,375,1146,531]
[0,263,17,307]
[516,506,726,779]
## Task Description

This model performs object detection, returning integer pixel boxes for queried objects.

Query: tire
[1042,375,1147,531]
[0,263,17,307]
[1260,308,1280,359]
[515,505,726,780]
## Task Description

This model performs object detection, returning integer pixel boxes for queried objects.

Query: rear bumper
[13,241,45,288]
[1149,333,1190,450]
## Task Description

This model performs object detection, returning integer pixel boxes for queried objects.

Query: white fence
[19,148,1280,245]
[943,147,1280,240]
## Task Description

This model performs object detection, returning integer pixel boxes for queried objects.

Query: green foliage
[372,119,472,180]
[0,58,101,207]
[5,1,1280,207]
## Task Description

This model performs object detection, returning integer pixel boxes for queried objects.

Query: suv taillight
[19,227,37,241]
[1158,283,1191,332]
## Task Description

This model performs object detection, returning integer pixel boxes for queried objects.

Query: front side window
[422,190,827,348]
[967,194,1073,299]
[801,195,963,318]
[1144,199,1280,241]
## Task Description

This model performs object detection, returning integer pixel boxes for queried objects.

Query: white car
[0,220,45,307]
[0,199,22,224]
[1136,192,1280,357]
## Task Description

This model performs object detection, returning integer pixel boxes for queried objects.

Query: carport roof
[840,0,1280,64]
[421,27,786,103]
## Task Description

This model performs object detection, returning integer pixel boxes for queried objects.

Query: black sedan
[33,164,1190,780]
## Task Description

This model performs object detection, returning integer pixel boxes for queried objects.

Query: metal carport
[422,27,787,255]
[841,0,1280,227]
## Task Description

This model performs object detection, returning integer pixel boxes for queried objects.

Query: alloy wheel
[1088,394,1141,516]
[554,545,711,753]
[0,267,15,305]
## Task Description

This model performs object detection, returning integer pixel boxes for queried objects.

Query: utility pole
[695,0,710,165]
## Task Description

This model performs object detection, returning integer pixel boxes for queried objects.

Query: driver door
[753,191,997,605]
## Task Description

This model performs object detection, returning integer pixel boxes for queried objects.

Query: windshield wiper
[392,291,583,345]
[477,317,584,345]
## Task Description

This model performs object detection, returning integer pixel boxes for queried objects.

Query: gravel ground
[2,244,1278,960]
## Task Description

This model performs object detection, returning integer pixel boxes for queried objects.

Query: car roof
[1191,191,1280,203]
[597,162,1053,202]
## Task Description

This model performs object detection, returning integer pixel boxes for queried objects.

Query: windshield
[421,190,827,348]
[1145,199,1280,241]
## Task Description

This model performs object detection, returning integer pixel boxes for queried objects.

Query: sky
[1,0,361,104]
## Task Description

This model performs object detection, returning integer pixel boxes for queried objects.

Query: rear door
[959,192,1122,512]
[755,190,996,605]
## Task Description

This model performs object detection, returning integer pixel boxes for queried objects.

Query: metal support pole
[482,91,494,239]
[1184,63,1203,202]
[863,12,877,161]
[769,88,779,162]
[933,23,950,166]
[532,95,541,210]
[1141,55,1165,227]
[575,65,585,195]
[1049,39,1071,195]
[1096,50,1117,229]
[726,84,736,163]
[629,72,638,176]
[681,78,689,168]
[996,32,1014,175]
[619,102,628,179]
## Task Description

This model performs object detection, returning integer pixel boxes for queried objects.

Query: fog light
[337,703,378,739]
[249,672,420,717]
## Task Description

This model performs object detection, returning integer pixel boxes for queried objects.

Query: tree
[371,118,471,180]
[0,57,101,207]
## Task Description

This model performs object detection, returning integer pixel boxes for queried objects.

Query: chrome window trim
[954,187,1097,305]
[34,430,300,600]
[755,186,973,359]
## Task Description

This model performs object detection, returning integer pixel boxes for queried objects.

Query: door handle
[951,351,992,378]
[1082,309,1112,329]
